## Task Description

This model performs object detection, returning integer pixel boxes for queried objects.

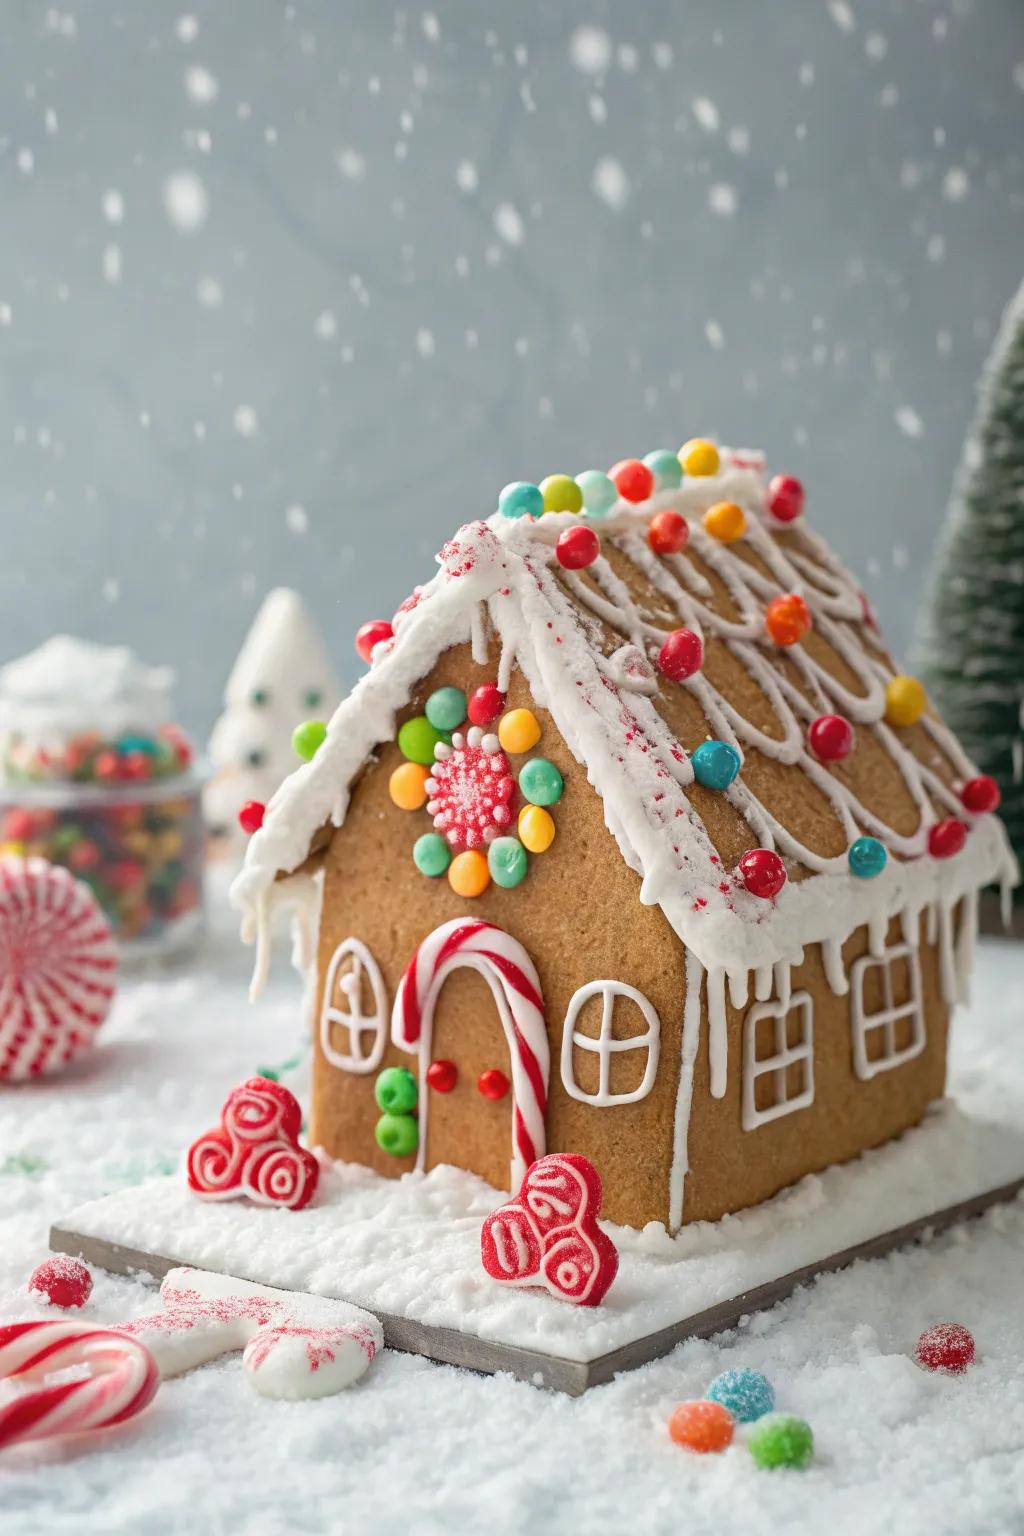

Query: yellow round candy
[448,849,491,897]
[702,501,747,543]
[518,804,556,853]
[0,840,26,856]
[498,708,542,754]
[389,761,430,810]
[540,474,584,515]
[678,438,720,477]
[885,675,927,727]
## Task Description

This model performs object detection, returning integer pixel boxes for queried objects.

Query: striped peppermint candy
[392,918,549,1180]
[0,1321,159,1451]
[0,856,118,1082]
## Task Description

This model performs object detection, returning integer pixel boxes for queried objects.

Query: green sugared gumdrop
[748,1415,813,1470]
[375,1113,419,1158]
[374,1066,418,1114]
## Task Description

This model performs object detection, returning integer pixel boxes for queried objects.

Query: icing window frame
[560,981,661,1107]
[319,937,389,1075]
[742,991,814,1131]
[850,943,925,1081]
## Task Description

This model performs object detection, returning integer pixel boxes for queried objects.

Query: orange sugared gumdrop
[667,1399,735,1453]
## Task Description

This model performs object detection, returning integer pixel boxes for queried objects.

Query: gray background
[1,0,1022,736]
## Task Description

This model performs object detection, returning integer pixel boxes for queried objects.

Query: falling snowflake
[233,405,259,437]
[197,276,223,308]
[336,148,366,182]
[942,167,969,202]
[163,171,208,232]
[455,160,478,193]
[416,328,435,358]
[285,504,309,535]
[691,97,720,133]
[895,406,924,438]
[708,184,738,217]
[102,189,125,224]
[184,65,218,103]
[493,203,524,246]
[705,319,725,351]
[592,157,630,211]
[102,245,122,284]
[569,25,612,75]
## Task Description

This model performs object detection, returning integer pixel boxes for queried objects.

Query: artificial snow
[2,882,1023,1532]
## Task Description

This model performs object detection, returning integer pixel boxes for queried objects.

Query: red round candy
[238,800,266,835]
[915,1322,975,1374]
[610,458,655,503]
[765,593,812,646]
[94,750,121,782]
[556,525,601,571]
[808,714,854,762]
[648,510,689,556]
[478,1068,510,1100]
[355,619,394,663]
[467,684,506,727]
[69,840,102,873]
[961,775,1001,814]
[738,848,787,899]
[4,808,36,841]
[108,860,145,892]
[29,1256,93,1310]
[657,628,704,682]
[122,750,153,781]
[766,473,805,523]
[928,818,967,860]
[426,1059,458,1093]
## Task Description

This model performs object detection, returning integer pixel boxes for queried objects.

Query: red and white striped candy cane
[392,918,549,1182]
[0,1321,159,1451]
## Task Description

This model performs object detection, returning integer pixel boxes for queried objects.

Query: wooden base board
[51,1173,1024,1396]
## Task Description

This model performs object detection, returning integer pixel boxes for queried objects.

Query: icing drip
[669,953,705,1231]
[706,968,728,1099]
[821,939,849,996]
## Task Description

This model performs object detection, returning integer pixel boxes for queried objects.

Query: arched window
[560,981,660,1107]
[319,938,389,1075]
[742,992,814,1131]
[850,943,925,1080]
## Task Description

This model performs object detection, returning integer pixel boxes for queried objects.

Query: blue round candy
[519,757,563,807]
[575,469,618,517]
[706,1367,775,1424]
[848,835,887,878]
[643,449,683,491]
[498,481,544,519]
[691,740,742,791]
[425,687,467,732]
[116,734,158,757]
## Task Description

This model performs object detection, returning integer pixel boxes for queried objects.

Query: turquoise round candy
[374,1066,418,1114]
[116,734,158,757]
[706,1367,775,1423]
[413,833,452,877]
[643,449,683,490]
[375,1113,419,1158]
[575,470,618,517]
[292,720,327,761]
[488,836,528,889]
[398,716,448,766]
[691,740,742,791]
[848,835,887,878]
[498,481,544,519]
[425,687,467,732]
[748,1415,813,1470]
[519,758,563,807]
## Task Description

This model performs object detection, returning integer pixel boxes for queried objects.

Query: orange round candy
[668,1399,734,1454]
[448,850,491,897]
[702,501,747,543]
[765,593,811,646]
[389,762,430,810]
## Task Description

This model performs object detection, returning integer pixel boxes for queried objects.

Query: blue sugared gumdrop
[705,1367,775,1423]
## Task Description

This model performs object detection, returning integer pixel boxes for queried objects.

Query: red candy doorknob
[427,1059,458,1093]
[480,1152,618,1307]
[187,1077,319,1211]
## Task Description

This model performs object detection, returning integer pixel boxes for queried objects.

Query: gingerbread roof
[232,447,1016,983]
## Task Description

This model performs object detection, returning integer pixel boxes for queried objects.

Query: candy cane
[391,918,549,1181]
[0,1322,159,1451]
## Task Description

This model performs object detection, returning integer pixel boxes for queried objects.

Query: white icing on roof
[232,452,1016,978]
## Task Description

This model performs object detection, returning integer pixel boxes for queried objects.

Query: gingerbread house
[231,444,1016,1232]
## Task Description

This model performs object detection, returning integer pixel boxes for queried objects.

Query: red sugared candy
[648,510,689,556]
[426,1059,458,1093]
[238,800,266,835]
[961,775,1001,814]
[808,713,854,762]
[478,1068,510,1100]
[657,628,704,681]
[915,1322,975,1374]
[610,458,655,503]
[766,473,805,524]
[187,1077,319,1211]
[355,619,394,663]
[481,1153,618,1306]
[29,1256,93,1310]
[467,684,506,726]
[556,524,601,570]
[928,818,967,860]
[765,592,812,646]
[668,1399,735,1453]
[738,848,787,899]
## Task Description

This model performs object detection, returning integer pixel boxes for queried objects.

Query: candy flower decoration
[480,1152,618,1307]
[556,524,600,570]
[848,835,887,879]
[354,620,393,663]
[657,628,704,681]
[187,1076,319,1210]
[648,509,689,556]
[765,593,812,646]
[766,474,805,523]
[609,458,655,503]
[427,730,517,848]
[678,438,720,477]
[738,848,787,899]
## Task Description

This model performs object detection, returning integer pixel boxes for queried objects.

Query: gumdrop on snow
[705,1367,775,1423]
[915,1323,976,1374]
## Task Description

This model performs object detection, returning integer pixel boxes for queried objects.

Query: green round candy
[425,687,467,732]
[488,836,528,889]
[519,757,563,807]
[374,1066,418,1114]
[643,448,683,490]
[292,719,327,761]
[375,1112,419,1158]
[413,833,452,877]
[398,716,448,766]
[748,1415,814,1470]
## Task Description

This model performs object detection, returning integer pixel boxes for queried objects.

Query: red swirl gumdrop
[480,1152,618,1307]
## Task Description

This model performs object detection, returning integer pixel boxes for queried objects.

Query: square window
[850,944,925,1081]
[742,993,814,1131]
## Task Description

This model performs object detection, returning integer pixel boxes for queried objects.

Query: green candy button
[748,1415,814,1470]
[519,757,563,807]
[374,1066,418,1115]
[292,719,327,761]
[375,1113,419,1158]
[398,715,448,766]
[413,833,452,877]
[488,836,528,889]
[425,687,467,732]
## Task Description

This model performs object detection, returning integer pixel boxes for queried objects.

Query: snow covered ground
[2,883,1023,1535]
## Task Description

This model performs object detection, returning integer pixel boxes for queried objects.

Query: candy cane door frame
[391,919,549,1190]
